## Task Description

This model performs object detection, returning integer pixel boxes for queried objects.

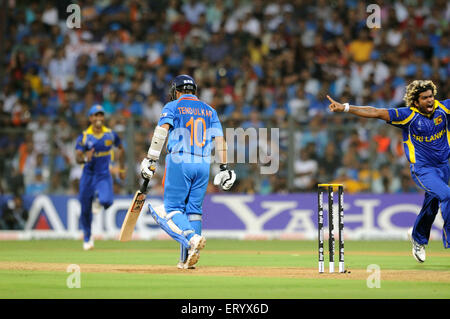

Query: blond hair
[403,80,437,107]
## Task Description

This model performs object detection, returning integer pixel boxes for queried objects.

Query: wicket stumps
[317,184,344,273]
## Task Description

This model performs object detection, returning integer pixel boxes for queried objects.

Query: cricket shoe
[185,235,206,268]
[177,259,197,270]
[92,197,103,214]
[83,237,94,251]
[408,228,425,263]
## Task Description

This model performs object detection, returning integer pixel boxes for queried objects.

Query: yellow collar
[85,125,111,138]
[410,100,438,118]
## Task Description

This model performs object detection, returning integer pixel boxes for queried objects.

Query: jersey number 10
[186,116,206,147]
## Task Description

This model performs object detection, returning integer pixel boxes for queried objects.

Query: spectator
[25,167,49,195]
[373,163,401,193]
[27,115,51,155]
[398,167,419,193]
[166,0,180,26]
[171,13,192,40]
[184,30,207,70]
[347,29,374,64]
[41,3,58,27]
[293,148,318,192]
[318,142,341,182]
[182,0,206,25]
[203,32,230,64]
[48,47,75,90]
[143,93,163,123]
[331,168,367,194]
[0,194,28,230]
[0,101,11,127]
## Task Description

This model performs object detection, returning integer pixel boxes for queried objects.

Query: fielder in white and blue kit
[140,75,236,269]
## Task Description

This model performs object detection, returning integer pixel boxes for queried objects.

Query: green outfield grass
[0,239,449,299]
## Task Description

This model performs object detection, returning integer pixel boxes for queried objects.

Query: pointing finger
[326,95,335,103]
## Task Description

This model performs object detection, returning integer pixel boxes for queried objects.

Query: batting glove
[214,164,236,191]
[140,157,157,180]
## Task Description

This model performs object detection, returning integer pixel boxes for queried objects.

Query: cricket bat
[119,178,149,242]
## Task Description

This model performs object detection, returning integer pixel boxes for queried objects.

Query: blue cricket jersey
[387,99,450,165]
[75,125,122,174]
[158,94,223,157]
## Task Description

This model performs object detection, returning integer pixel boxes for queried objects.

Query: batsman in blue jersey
[140,75,236,269]
[75,105,126,250]
[327,80,450,263]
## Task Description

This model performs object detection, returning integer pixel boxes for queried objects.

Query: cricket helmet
[169,74,197,100]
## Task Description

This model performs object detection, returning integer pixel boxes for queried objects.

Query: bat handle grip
[140,178,150,193]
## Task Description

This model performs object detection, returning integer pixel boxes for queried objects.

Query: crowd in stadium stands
[0,0,448,199]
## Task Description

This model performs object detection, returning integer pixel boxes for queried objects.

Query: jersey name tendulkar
[177,107,213,117]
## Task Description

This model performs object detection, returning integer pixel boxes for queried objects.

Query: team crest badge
[434,115,442,125]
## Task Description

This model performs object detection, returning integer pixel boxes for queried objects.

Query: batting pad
[148,204,192,249]
[180,214,202,262]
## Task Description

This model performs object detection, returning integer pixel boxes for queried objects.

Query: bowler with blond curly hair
[326,80,450,263]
